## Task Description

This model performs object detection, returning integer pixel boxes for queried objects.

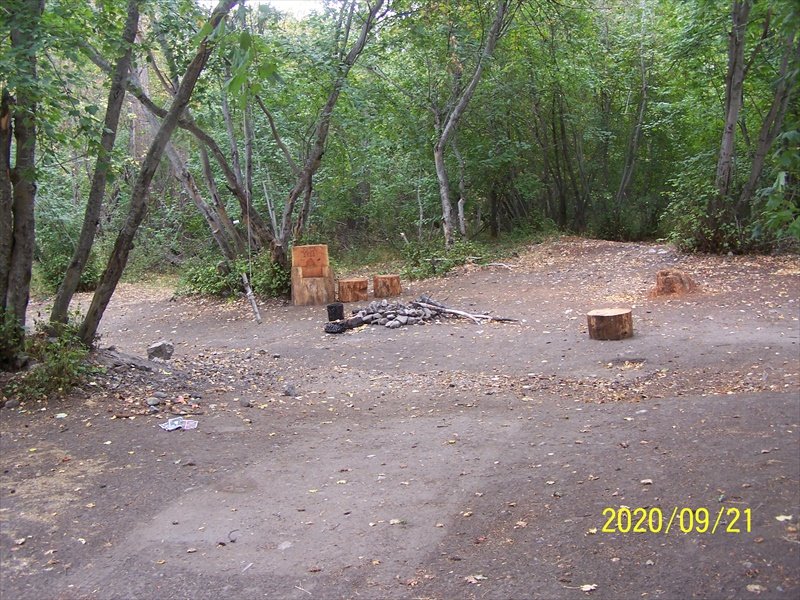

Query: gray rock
[239,398,252,408]
[146,397,163,406]
[378,318,389,326]
[147,341,174,360]
[153,391,168,399]
[283,383,297,397]
[397,315,409,325]
[386,320,401,329]
[4,398,20,409]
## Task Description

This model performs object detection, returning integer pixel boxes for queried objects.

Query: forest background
[1,0,798,376]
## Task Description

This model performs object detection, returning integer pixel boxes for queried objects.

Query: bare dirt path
[2,238,798,600]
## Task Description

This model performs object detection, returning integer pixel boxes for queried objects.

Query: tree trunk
[451,135,467,236]
[80,42,275,252]
[4,0,44,335]
[272,0,386,268]
[736,32,799,218]
[79,0,239,345]
[433,0,510,247]
[712,0,752,211]
[199,145,244,254]
[0,90,13,315]
[50,0,141,326]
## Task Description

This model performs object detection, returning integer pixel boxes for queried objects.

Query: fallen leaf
[640,479,653,485]
[515,520,528,528]
[465,574,488,584]
[580,584,598,592]
[187,548,197,553]
[775,515,793,522]
[746,584,767,594]
[587,528,598,535]
[462,511,473,517]
[389,518,405,525]
[14,538,26,546]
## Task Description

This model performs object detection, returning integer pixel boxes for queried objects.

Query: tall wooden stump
[373,274,402,298]
[338,277,368,303]
[291,244,335,306]
[587,308,633,340]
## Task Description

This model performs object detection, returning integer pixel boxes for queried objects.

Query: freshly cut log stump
[291,244,335,306]
[587,308,633,340]
[338,277,369,303]
[373,274,402,298]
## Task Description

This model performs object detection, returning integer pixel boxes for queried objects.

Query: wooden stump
[651,269,697,297]
[587,308,633,340]
[338,277,369,303]
[373,274,402,298]
[291,244,335,306]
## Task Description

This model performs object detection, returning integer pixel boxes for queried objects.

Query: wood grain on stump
[587,308,633,340]
[291,244,335,306]
[373,274,401,298]
[651,269,697,297]
[338,277,369,303]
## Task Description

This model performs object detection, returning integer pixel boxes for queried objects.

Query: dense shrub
[177,251,290,298]
[3,317,96,401]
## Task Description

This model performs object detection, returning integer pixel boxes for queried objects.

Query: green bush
[4,317,94,401]
[177,251,290,298]
[401,238,486,280]
[0,310,24,369]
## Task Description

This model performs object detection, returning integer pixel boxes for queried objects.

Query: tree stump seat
[587,308,633,340]
[373,274,402,298]
[291,244,335,306]
[338,277,369,303]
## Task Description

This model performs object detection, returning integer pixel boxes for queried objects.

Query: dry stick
[412,301,518,324]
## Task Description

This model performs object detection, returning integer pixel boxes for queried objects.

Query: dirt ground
[1,237,799,600]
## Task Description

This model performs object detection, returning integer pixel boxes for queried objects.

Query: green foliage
[401,239,486,280]
[177,252,290,298]
[3,317,94,401]
[248,251,291,297]
[0,310,25,369]
[34,192,103,293]
[761,127,800,241]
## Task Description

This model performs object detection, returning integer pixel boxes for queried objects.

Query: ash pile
[324,295,515,334]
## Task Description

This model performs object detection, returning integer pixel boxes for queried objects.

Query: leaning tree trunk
[271,0,386,269]
[712,0,751,214]
[50,0,141,326]
[79,0,238,345]
[433,0,510,247]
[736,32,799,218]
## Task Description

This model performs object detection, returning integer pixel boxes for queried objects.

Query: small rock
[386,320,401,329]
[272,353,281,359]
[147,397,163,406]
[397,316,409,325]
[147,341,174,360]
[283,384,297,397]
[239,398,252,408]
[5,398,21,409]
[153,391,168,399]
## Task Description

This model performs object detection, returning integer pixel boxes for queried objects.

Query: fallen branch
[412,301,518,324]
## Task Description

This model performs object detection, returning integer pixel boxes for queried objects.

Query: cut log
[291,244,335,306]
[373,274,402,298]
[587,308,633,340]
[650,269,697,297]
[338,277,369,303]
